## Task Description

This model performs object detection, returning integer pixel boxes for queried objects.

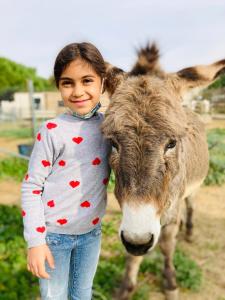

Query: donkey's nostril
[121,231,154,256]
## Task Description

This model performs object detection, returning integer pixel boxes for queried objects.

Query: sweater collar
[66,102,101,120]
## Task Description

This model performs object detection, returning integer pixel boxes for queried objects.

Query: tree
[0,57,55,100]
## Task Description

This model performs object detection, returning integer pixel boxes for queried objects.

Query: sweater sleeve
[21,122,58,248]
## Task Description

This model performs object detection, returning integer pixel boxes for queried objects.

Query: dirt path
[0,180,21,205]
[206,118,225,130]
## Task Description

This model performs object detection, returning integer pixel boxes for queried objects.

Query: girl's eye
[61,81,72,87]
[83,78,93,84]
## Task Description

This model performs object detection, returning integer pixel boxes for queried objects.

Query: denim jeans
[39,225,101,300]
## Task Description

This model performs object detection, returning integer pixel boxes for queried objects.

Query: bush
[140,247,202,292]
[0,157,28,182]
[174,249,202,291]
[205,128,225,185]
[0,205,39,300]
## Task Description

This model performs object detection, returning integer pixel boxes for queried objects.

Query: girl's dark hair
[54,42,106,87]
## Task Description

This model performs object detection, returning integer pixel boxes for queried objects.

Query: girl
[21,42,111,300]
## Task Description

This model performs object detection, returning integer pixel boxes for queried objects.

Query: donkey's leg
[159,222,179,300]
[185,195,194,242]
[116,254,143,300]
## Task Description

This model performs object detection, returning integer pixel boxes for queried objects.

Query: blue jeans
[39,225,101,300]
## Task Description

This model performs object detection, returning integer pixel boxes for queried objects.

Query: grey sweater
[21,112,111,248]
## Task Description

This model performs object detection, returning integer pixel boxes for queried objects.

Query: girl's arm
[21,121,58,248]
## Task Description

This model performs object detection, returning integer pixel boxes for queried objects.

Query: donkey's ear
[169,59,225,96]
[130,42,165,78]
[104,62,126,97]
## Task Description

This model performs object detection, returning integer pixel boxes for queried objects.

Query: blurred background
[0,0,225,299]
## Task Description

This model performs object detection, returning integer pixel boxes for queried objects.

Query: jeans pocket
[46,232,62,246]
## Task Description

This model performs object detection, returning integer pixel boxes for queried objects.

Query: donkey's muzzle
[121,231,154,256]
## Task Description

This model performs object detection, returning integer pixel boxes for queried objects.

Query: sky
[0,0,225,78]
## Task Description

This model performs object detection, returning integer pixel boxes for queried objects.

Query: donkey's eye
[110,139,119,152]
[165,139,177,151]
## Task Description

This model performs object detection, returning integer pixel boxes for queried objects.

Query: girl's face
[58,58,102,115]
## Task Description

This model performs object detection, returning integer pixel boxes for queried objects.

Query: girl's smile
[69,98,91,107]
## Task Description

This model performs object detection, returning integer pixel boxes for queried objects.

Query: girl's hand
[27,244,55,279]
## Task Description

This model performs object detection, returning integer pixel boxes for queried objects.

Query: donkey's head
[102,44,225,256]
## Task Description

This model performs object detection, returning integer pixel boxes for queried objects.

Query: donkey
[102,44,225,300]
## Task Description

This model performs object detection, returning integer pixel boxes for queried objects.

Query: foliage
[205,128,225,185]
[174,249,202,291]
[140,247,202,292]
[107,170,115,192]
[0,157,28,182]
[0,205,39,300]
[208,74,225,89]
[0,57,55,100]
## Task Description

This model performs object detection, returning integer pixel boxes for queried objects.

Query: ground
[0,118,225,299]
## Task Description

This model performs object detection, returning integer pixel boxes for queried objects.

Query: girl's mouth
[69,99,90,103]
[69,99,90,108]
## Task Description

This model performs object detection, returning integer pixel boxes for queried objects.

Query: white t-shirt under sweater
[21,112,111,248]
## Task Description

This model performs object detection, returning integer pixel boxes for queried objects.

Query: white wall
[2,92,45,119]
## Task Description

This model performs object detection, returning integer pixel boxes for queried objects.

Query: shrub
[0,157,28,182]
[205,128,225,185]
[0,205,39,300]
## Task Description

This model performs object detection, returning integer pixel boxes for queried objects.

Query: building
[0,91,110,120]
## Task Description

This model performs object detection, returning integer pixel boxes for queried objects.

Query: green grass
[0,127,32,139]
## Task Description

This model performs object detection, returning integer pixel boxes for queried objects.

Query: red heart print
[72,137,83,144]
[81,201,91,208]
[92,217,100,225]
[103,178,109,185]
[25,174,29,181]
[58,160,66,166]
[32,190,42,195]
[47,200,55,208]
[42,160,51,167]
[57,219,67,225]
[37,132,41,141]
[69,181,80,188]
[36,226,46,233]
[22,210,26,217]
[46,122,57,129]
[92,157,101,165]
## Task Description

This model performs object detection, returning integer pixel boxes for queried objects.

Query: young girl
[21,42,111,300]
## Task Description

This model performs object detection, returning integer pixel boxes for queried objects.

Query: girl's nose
[72,84,85,98]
